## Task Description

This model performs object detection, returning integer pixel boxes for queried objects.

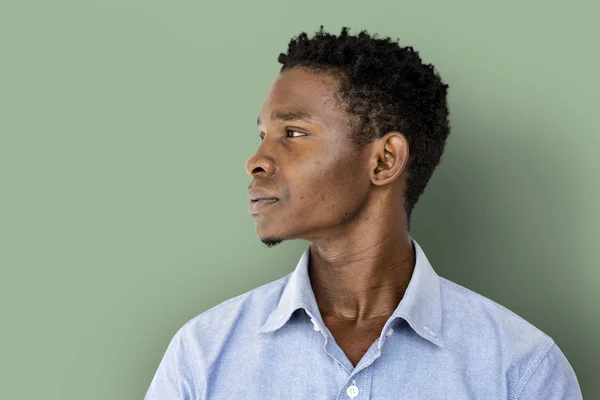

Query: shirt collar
[259,237,445,348]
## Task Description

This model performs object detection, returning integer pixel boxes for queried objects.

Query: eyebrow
[256,111,316,127]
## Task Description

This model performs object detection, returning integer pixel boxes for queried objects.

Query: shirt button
[386,328,394,337]
[346,380,359,398]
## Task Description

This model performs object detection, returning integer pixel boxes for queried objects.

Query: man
[145,26,582,399]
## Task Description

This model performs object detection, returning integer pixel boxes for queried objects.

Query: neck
[307,196,415,323]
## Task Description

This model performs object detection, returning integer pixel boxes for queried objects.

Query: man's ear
[370,132,409,186]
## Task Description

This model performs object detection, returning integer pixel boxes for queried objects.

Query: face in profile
[245,67,373,247]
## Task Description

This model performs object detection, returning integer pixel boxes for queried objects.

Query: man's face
[246,67,372,247]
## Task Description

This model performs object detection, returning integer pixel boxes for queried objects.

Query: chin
[255,222,286,242]
[256,227,288,248]
[254,220,304,247]
[260,237,284,248]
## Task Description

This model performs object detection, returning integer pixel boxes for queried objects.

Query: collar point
[259,314,287,334]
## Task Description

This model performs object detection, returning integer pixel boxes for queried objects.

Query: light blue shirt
[145,238,582,399]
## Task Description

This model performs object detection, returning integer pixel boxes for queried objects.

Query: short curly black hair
[277,26,450,223]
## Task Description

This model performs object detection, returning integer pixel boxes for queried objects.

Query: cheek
[293,154,366,220]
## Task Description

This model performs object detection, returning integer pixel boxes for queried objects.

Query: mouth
[248,198,279,214]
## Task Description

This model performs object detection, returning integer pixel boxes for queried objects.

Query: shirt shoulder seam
[510,338,555,400]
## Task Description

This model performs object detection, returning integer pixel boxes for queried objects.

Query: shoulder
[439,276,552,350]
[438,277,571,396]
[144,275,292,399]
[180,273,290,337]
[438,278,581,398]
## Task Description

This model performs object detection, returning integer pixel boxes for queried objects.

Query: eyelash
[260,129,306,141]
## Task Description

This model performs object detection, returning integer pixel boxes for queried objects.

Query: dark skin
[245,66,415,367]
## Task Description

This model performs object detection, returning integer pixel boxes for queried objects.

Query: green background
[1,0,598,398]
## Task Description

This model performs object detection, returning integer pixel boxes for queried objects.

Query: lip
[248,198,279,214]
[248,186,278,202]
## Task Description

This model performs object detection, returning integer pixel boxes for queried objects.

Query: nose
[245,148,276,177]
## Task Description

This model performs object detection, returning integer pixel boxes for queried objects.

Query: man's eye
[258,130,305,141]
[286,129,305,138]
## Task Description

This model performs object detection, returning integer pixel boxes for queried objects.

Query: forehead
[259,67,347,126]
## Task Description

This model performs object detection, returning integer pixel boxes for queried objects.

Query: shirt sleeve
[513,342,582,400]
[144,325,197,400]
